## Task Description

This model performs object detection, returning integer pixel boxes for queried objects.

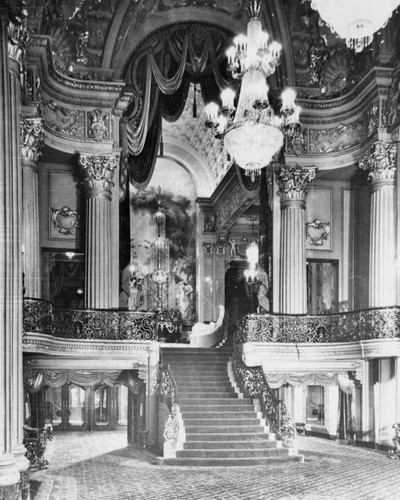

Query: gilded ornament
[20,117,43,161]
[50,206,79,235]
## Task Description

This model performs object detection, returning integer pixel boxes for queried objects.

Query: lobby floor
[31,431,398,500]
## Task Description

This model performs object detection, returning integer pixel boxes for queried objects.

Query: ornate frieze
[359,142,397,182]
[42,97,85,139]
[215,184,245,230]
[308,119,365,154]
[20,117,43,161]
[277,166,316,202]
[88,109,110,141]
[51,206,79,235]
[79,152,119,197]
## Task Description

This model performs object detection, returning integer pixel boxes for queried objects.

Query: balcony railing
[236,307,400,344]
[23,298,157,341]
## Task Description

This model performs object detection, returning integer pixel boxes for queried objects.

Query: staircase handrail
[157,351,179,412]
[232,342,296,449]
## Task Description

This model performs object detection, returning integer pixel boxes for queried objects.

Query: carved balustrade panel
[156,364,178,411]
[119,312,156,340]
[237,307,400,344]
[23,299,157,341]
[23,299,54,335]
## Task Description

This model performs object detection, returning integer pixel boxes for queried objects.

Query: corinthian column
[277,166,316,314]
[21,117,43,298]
[0,3,28,499]
[360,142,397,307]
[79,152,120,309]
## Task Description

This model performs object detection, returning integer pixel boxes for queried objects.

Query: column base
[0,454,21,500]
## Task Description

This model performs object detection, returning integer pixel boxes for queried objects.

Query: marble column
[277,166,315,314]
[79,152,120,309]
[0,4,27,499]
[21,117,43,298]
[360,142,397,307]
[8,18,31,496]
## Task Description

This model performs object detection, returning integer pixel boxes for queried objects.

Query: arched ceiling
[25,0,400,100]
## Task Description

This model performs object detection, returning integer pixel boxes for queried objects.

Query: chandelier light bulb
[204,102,219,123]
[221,88,236,110]
[281,88,297,111]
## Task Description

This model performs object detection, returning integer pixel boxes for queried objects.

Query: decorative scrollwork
[156,364,178,411]
[51,206,79,235]
[120,312,156,340]
[23,299,157,341]
[237,307,400,344]
[306,219,330,246]
[23,299,53,335]
[24,424,53,469]
[233,346,296,449]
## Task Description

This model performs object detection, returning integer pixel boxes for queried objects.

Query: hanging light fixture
[244,218,259,282]
[204,0,300,181]
[309,0,400,52]
[151,187,169,286]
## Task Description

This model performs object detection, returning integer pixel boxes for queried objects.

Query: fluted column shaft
[79,153,119,309]
[21,118,43,298]
[277,166,315,314]
[0,5,25,497]
[360,142,397,307]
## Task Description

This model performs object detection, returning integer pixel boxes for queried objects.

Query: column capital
[20,117,43,162]
[276,166,316,205]
[78,152,120,199]
[359,141,397,183]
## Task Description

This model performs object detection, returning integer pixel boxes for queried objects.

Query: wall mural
[121,160,196,323]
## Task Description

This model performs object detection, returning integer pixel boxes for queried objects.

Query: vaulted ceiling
[26,0,400,99]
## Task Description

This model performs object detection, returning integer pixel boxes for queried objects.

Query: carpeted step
[182,410,257,419]
[180,403,254,412]
[184,417,261,426]
[157,455,303,467]
[185,432,274,442]
[177,448,288,459]
[179,397,243,405]
[179,387,234,394]
[178,389,238,402]
[184,425,265,433]
[183,440,278,449]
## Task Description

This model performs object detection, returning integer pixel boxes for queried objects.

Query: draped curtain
[264,371,355,394]
[24,370,143,394]
[122,23,238,189]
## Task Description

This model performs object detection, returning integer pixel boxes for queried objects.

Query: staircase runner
[158,343,301,466]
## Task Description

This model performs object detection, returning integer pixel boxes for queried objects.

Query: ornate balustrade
[156,360,185,458]
[23,298,157,341]
[236,307,400,344]
[232,345,296,449]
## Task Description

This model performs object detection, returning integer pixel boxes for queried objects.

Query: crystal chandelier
[310,0,400,52]
[151,187,169,286]
[205,0,300,181]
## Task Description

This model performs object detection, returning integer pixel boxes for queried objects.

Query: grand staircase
[157,344,302,466]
